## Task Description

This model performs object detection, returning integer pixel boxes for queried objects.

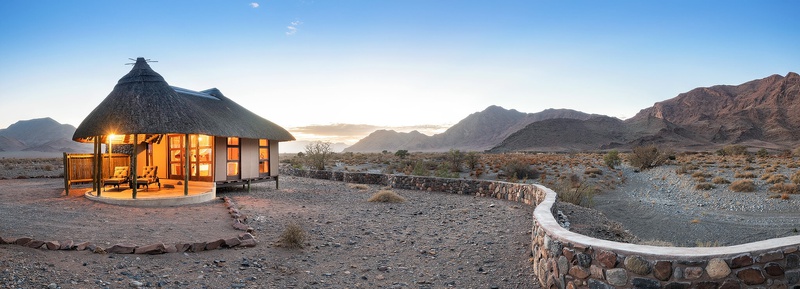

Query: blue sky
[1,0,798,144]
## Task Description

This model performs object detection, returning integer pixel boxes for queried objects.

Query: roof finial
[125,57,159,65]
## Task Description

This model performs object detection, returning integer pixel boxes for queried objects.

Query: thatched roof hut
[73,57,294,142]
[70,57,295,202]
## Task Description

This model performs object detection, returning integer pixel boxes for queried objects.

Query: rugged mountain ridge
[490,72,800,152]
[0,118,91,153]
[344,106,600,152]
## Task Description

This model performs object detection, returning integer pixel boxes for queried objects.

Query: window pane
[227,162,239,176]
[198,135,211,147]
[259,160,269,174]
[227,137,239,146]
[228,147,239,161]
[259,139,268,146]
[259,148,269,160]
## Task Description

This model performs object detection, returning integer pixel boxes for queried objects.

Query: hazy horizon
[1,1,799,143]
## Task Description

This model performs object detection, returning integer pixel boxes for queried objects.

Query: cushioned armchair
[103,166,130,191]
[132,166,160,191]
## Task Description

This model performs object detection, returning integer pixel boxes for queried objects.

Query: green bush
[603,150,621,169]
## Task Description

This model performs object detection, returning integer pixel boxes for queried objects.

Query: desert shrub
[791,171,800,184]
[695,183,714,190]
[734,171,756,179]
[729,179,756,192]
[368,190,406,203]
[347,183,369,190]
[756,148,770,158]
[410,161,428,176]
[675,164,695,175]
[769,183,798,194]
[766,174,787,184]
[465,152,480,170]
[712,176,730,184]
[447,149,464,172]
[434,164,459,178]
[277,223,306,249]
[793,147,800,157]
[584,167,603,175]
[555,174,595,207]
[628,145,671,170]
[394,150,409,159]
[717,145,748,156]
[603,150,621,169]
[503,160,540,181]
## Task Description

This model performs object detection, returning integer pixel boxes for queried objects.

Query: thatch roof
[73,57,295,142]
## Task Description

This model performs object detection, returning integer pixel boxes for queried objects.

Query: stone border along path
[0,196,257,254]
[281,168,800,289]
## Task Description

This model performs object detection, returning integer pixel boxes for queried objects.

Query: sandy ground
[0,177,538,289]
[592,165,800,247]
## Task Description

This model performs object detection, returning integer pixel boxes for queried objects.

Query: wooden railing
[63,153,130,195]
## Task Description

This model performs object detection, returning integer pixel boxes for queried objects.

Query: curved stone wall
[282,168,800,288]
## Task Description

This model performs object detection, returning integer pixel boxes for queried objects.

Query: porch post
[131,134,138,199]
[184,134,190,196]
[94,136,101,195]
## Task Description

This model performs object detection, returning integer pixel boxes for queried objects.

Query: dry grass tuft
[734,171,757,179]
[792,171,800,184]
[766,174,788,184]
[695,240,722,247]
[769,183,798,194]
[347,183,370,190]
[711,176,730,184]
[368,190,406,203]
[277,223,306,249]
[690,219,701,224]
[729,179,756,192]
[695,183,714,190]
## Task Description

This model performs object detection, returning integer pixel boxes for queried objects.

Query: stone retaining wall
[282,168,800,288]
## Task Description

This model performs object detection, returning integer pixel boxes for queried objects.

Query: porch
[84,179,216,207]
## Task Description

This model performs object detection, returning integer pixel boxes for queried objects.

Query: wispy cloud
[249,2,259,8]
[286,20,303,36]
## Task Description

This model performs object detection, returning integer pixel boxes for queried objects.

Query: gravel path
[0,176,538,288]
[592,165,800,247]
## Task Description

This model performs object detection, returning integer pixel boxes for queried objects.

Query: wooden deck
[83,179,216,207]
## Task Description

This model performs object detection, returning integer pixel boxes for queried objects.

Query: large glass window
[227,137,240,178]
[259,139,269,175]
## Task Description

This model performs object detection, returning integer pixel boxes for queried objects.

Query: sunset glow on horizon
[1,1,798,143]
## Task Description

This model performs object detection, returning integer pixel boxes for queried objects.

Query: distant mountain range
[7,72,799,154]
[348,72,800,153]
[0,118,92,153]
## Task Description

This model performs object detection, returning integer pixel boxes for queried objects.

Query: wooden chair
[132,166,160,191]
[103,166,129,191]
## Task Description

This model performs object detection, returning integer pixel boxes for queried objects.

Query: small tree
[603,150,621,169]
[465,152,480,170]
[628,145,670,170]
[447,149,465,172]
[394,150,409,159]
[304,141,333,170]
